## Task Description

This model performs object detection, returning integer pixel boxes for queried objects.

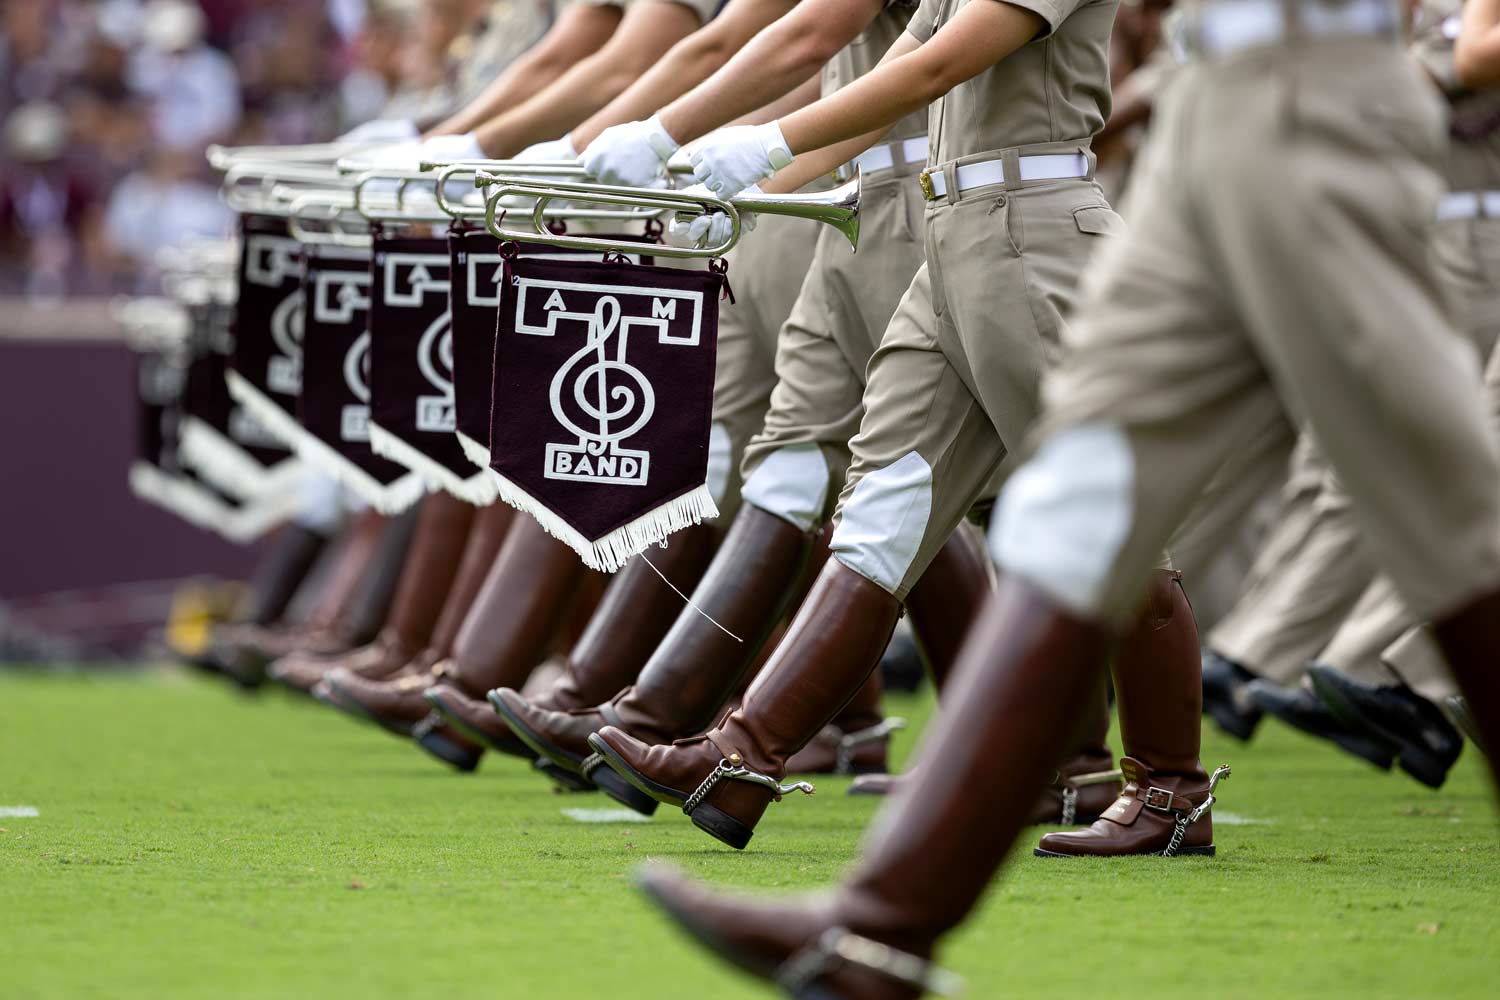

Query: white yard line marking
[0,806,40,818]
[562,808,652,824]
[1213,811,1269,826]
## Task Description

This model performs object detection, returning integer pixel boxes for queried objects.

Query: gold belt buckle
[918,169,936,201]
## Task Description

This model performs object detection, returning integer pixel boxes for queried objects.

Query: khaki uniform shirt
[823,1,928,141]
[620,0,722,23]
[1411,0,1500,190]
[907,0,1117,164]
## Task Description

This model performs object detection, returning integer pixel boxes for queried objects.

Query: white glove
[670,183,760,249]
[581,115,680,188]
[340,118,419,143]
[689,122,792,200]
[419,131,486,163]
[359,132,484,173]
[515,135,580,163]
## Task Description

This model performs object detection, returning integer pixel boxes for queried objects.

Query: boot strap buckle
[1142,787,1177,812]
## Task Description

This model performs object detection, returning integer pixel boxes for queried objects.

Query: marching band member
[588,0,1212,859]
[635,0,1500,993]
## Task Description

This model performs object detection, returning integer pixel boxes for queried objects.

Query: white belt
[1436,191,1500,220]
[1181,0,1400,59]
[849,136,930,175]
[919,154,1090,200]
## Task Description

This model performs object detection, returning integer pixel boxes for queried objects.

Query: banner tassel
[639,549,742,642]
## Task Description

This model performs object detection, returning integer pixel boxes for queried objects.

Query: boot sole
[1033,845,1216,858]
[582,755,659,815]
[586,734,747,849]
[534,758,597,793]
[1307,671,1449,787]
[413,725,483,772]
[423,689,535,759]
[489,691,594,779]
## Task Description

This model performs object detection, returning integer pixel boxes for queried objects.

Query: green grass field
[1,668,1496,999]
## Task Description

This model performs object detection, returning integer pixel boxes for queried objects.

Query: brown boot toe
[490,688,608,774]
[323,669,435,736]
[848,772,906,796]
[424,683,532,758]
[639,865,931,1000]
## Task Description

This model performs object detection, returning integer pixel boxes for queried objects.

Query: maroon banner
[295,244,421,512]
[488,255,722,571]
[224,214,306,453]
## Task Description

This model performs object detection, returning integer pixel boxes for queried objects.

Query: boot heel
[690,804,754,850]
[415,727,483,772]
[534,758,596,793]
[589,764,660,816]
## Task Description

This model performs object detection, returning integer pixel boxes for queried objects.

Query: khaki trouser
[1208,437,1375,683]
[738,170,927,529]
[1218,211,1500,684]
[1165,414,1292,629]
[828,163,1120,598]
[1323,337,1500,702]
[707,212,819,524]
[990,42,1500,628]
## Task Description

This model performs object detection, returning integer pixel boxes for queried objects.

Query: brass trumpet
[473,173,861,259]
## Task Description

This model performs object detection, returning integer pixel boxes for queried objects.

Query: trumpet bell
[731,172,861,253]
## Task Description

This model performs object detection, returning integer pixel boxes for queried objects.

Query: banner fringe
[487,470,718,573]
[454,431,499,505]
[128,462,300,543]
[177,416,302,503]
[290,421,427,515]
[225,370,304,451]
[368,421,490,508]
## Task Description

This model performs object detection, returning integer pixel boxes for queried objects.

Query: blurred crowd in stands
[1,0,546,299]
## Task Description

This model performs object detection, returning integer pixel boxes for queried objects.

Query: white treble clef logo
[546,296,653,486]
[266,289,303,394]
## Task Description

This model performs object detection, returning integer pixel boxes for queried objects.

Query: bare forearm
[574,0,799,149]
[727,72,823,128]
[1457,0,1500,87]
[761,123,892,193]
[779,4,1041,155]
[475,3,701,156]
[429,5,622,137]
[658,0,883,144]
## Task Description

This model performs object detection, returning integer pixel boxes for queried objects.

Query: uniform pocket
[1072,205,1127,237]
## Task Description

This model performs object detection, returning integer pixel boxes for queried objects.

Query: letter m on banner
[488,256,725,572]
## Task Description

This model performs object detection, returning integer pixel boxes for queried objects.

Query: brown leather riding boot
[1037,570,1222,858]
[783,673,899,775]
[638,579,1112,995]
[424,522,716,772]
[590,559,901,848]
[489,505,815,809]
[844,525,991,793]
[239,523,329,626]
[323,515,583,763]
[1025,675,1120,824]
[273,494,475,693]
[214,508,399,684]
[1431,587,1500,789]
[281,503,510,694]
